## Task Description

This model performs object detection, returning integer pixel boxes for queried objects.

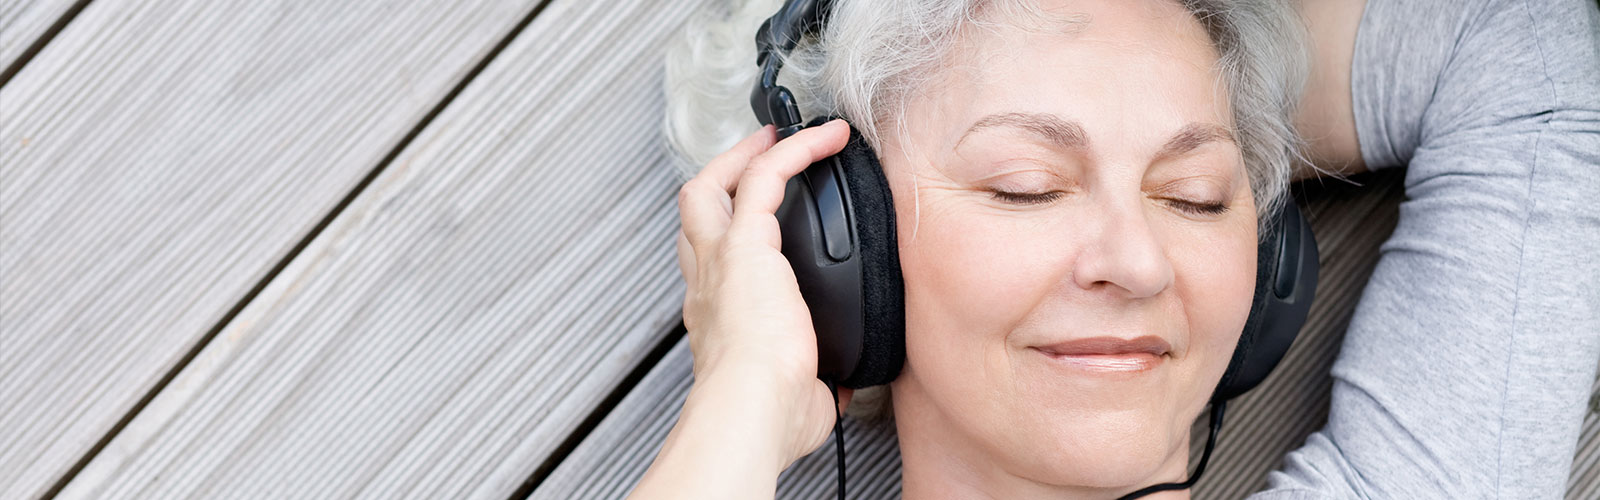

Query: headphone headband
[750,0,832,137]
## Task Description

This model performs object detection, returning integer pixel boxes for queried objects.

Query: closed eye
[990,189,1064,205]
[1167,199,1229,215]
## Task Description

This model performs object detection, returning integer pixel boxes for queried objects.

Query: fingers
[703,125,777,193]
[680,121,850,251]
[679,126,775,250]
[678,179,733,251]
[837,388,853,415]
[732,120,850,225]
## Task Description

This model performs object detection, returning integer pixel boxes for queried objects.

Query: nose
[1071,202,1174,299]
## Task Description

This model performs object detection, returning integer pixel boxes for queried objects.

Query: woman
[634,0,1600,498]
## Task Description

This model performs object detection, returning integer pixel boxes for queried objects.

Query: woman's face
[881,0,1258,493]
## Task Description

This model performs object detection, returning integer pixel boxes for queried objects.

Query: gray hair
[663,0,1307,222]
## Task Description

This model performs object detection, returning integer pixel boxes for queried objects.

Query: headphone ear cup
[774,119,905,389]
[834,126,904,389]
[1212,200,1319,403]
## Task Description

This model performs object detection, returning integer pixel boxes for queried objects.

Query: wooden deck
[0,1,1594,499]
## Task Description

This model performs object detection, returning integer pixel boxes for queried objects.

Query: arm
[1261,0,1600,497]
[631,367,793,499]
[630,122,854,499]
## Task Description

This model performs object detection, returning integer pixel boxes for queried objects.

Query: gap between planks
[0,0,92,86]
[34,0,556,497]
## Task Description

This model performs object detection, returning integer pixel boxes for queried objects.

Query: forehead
[914,0,1232,152]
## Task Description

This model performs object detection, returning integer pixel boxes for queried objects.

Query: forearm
[629,369,791,499]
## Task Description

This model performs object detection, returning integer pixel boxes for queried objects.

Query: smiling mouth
[1031,336,1171,373]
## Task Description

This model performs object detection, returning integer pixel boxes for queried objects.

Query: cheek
[893,190,1066,347]
[1169,224,1258,381]
[885,176,1065,417]
[879,127,1060,342]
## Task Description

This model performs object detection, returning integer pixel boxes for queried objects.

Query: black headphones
[750,0,1318,496]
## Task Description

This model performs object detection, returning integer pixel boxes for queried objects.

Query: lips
[1032,336,1171,372]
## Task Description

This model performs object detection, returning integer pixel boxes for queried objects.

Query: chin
[995,402,1188,490]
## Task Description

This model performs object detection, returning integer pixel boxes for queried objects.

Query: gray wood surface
[0,0,76,71]
[7,0,1597,497]
[0,0,545,497]
[50,0,705,497]
[539,171,1600,499]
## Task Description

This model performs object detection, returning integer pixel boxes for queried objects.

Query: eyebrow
[958,112,1088,151]
[1155,122,1236,159]
[956,112,1235,158]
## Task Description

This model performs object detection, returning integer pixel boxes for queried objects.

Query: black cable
[1116,401,1228,500]
[825,380,847,500]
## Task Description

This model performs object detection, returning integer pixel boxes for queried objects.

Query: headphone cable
[825,380,847,500]
[1116,401,1228,500]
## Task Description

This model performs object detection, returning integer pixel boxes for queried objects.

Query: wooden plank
[52,0,707,497]
[537,171,1588,498]
[0,0,548,497]
[0,0,78,72]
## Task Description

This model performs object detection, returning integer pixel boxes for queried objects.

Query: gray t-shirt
[1253,0,1600,498]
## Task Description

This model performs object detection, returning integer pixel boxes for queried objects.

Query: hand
[674,120,855,467]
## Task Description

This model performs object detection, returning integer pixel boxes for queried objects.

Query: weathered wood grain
[0,0,77,71]
[535,169,1599,499]
[0,0,546,497]
[50,0,707,497]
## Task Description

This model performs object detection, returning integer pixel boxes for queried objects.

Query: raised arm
[1260,0,1600,497]
[630,122,854,500]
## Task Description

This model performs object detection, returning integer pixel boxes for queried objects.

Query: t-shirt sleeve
[1254,0,1600,498]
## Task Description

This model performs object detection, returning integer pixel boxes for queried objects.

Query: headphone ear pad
[834,126,906,389]
[1212,201,1318,403]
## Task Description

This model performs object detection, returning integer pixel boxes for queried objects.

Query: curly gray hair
[663,0,1307,222]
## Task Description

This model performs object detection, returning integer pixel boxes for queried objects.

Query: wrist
[684,365,803,468]
[632,380,785,500]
